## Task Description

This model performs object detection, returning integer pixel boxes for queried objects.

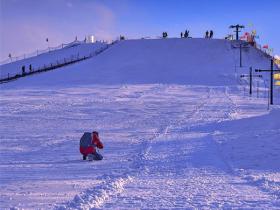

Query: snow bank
[192,108,280,199]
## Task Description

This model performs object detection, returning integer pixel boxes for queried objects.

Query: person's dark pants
[82,151,103,161]
[92,152,103,160]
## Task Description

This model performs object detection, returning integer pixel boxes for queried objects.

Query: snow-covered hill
[0,38,279,209]
[1,38,277,88]
[0,41,107,79]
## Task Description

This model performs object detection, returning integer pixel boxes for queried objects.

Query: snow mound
[56,175,133,210]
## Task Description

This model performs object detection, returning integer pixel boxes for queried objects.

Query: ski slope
[1,38,277,88]
[0,41,107,79]
[0,38,279,209]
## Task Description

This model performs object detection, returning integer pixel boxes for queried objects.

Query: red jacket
[80,133,103,155]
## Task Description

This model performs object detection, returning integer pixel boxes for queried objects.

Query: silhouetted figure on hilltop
[210,30,213,38]
[205,31,209,38]
[184,30,189,38]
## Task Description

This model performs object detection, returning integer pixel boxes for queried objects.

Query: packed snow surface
[0,38,279,209]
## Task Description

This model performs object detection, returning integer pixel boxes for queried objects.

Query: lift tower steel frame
[255,59,280,105]
[240,67,262,95]
[229,24,245,40]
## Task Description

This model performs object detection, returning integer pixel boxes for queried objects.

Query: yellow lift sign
[274,73,280,86]
[274,73,280,80]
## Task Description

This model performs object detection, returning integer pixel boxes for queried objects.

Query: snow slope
[1,38,277,88]
[0,41,107,79]
[0,38,279,209]
[0,85,279,209]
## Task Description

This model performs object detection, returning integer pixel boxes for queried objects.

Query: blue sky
[0,0,279,60]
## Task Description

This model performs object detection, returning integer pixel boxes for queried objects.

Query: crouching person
[80,131,104,161]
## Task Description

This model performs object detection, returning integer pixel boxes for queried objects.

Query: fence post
[257,81,259,98]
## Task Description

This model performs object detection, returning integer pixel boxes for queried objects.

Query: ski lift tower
[229,24,245,40]
[255,59,280,105]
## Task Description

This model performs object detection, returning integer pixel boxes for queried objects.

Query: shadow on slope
[191,109,280,171]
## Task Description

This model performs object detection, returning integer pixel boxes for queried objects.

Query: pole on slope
[250,68,252,95]
[238,42,249,68]
[256,59,280,105]
[240,44,242,67]
[240,67,262,96]
[257,81,259,98]
[270,59,273,104]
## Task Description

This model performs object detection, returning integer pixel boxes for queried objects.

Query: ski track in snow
[0,84,279,209]
[101,86,279,209]
[55,85,213,209]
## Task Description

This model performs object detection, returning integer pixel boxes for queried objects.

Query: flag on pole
[263,45,269,49]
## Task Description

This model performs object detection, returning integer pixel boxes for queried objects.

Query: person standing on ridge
[184,30,189,38]
[205,30,209,38]
[210,30,214,38]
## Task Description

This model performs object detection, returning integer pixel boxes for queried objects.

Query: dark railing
[0,38,115,65]
[0,44,113,84]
